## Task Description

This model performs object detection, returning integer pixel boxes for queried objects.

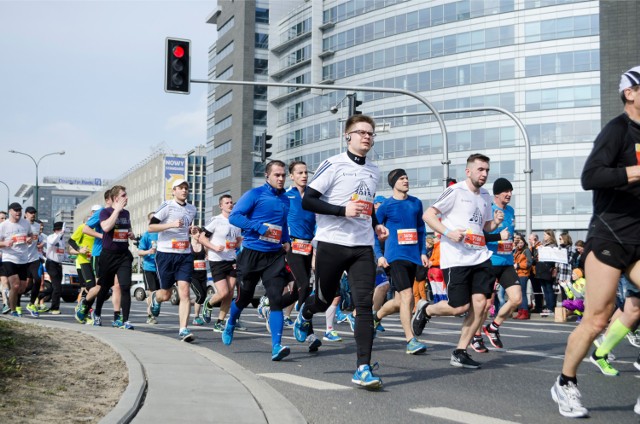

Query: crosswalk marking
[258,373,350,390]
[411,407,521,424]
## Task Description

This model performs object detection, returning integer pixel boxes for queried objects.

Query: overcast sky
[0,0,217,208]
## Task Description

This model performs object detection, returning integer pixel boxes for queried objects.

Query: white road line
[410,407,521,424]
[258,373,350,390]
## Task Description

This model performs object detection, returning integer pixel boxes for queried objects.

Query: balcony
[272,31,311,54]
[271,58,311,80]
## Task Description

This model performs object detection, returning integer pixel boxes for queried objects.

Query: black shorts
[0,261,6,278]
[79,263,97,289]
[389,260,417,292]
[491,265,519,289]
[98,250,133,288]
[2,262,28,280]
[209,260,237,282]
[443,259,494,308]
[585,237,640,271]
[92,255,101,280]
[143,270,160,292]
[26,260,41,281]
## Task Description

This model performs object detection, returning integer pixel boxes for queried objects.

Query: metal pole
[0,180,9,211]
[9,150,65,213]
[191,79,450,181]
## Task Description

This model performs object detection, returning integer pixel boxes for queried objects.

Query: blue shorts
[155,252,193,290]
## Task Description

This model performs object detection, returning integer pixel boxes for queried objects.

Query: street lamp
[0,180,9,211]
[9,150,65,212]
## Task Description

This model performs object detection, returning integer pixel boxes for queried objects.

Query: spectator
[513,233,532,319]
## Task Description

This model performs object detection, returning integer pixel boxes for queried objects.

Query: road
[44,299,639,424]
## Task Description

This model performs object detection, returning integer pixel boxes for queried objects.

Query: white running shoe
[550,377,589,418]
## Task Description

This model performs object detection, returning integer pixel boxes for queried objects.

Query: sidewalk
[12,318,306,424]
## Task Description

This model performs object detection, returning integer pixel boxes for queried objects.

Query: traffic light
[348,93,362,116]
[165,37,191,94]
[260,130,273,163]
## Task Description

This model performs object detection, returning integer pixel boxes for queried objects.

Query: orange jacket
[514,247,532,277]
[429,239,440,268]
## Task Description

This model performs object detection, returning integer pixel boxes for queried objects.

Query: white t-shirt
[26,222,42,263]
[46,232,66,263]
[309,152,380,247]
[153,200,197,254]
[203,214,241,262]
[0,218,33,264]
[431,181,493,268]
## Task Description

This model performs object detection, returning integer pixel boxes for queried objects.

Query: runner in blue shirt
[137,213,159,324]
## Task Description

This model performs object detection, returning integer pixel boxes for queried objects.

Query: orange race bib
[193,259,207,270]
[259,224,282,244]
[113,229,129,242]
[397,229,418,245]
[463,231,486,250]
[497,240,514,255]
[225,240,238,250]
[171,239,190,250]
[12,234,27,245]
[56,248,65,255]
[291,239,312,255]
[351,193,373,219]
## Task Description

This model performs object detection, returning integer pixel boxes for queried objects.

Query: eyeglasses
[348,130,376,138]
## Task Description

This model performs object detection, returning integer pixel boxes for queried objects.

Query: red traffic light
[172,45,185,58]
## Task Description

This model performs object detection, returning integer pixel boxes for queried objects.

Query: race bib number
[12,234,27,245]
[463,231,486,250]
[193,259,207,270]
[225,240,237,250]
[397,229,418,245]
[291,239,312,255]
[171,239,190,251]
[259,224,282,244]
[56,248,65,255]
[351,193,373,220]
[114,229,129,242]
[497,240,514,255]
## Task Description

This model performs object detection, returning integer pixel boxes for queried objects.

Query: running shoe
[26,303,39,318]
[146,315,158,325]
[374,320,385,332]
[346,313,356,332]
[257,296,269,319]
[635,353,640,372]
[406,337,427,355]
[212,322,224,333]
[192,317,205,326]
[92,315,102,327]
[236,320,248,332]
[271,343,290,361]
[589,352,619,376]
[323,330,342,342]
[351,363,382,390]
[222,321,235,345]
[411,299,430,336]
[264,308,271,333]
[2,305,10,314]
[179,328,195,343]
[483,325,503,349]
[540,308,551,317]
[308,334,322,352]
[85,316,94,326]
[75,303,87,324]
[293,304,311,343]
[37,304,50,313]
[592,335,616,360]
[122,321,135,330]
[150,292,161,317]
[10,310,20,317]
[550,376,589,418]
[470,336,489,353]
[635,396,640,416]
[15,306,23,317]
[50,310,61,315]
[450,350,481,369]
[626,330,640,348]
[283,317,294,328]
[336,310,349,323]
[112,316,124,328]
[201,296,213,323]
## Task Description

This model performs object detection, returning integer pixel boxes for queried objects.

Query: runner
[0,210,9,314]
[67,206,100,310]
[373,168,429,355]
[551,66,640,418]
[416,153,503,369]
[44,222,66,315]
[148,179,197,342]
[24,207,45,317]
[137,212,159,324]
[294,114,388,388]
[223,160,292,361]
[190,226,208,326]
[199,194,242,332]
[0,203,33,316]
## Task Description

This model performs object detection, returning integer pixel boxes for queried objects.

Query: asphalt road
[41,299,639,424]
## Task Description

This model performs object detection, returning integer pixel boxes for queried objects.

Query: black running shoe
[450,350,481,369]
[411,299,430,336]
[470,336,489,353]
[483,325,503,349]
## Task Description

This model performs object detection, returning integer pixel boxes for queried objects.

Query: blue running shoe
[308,334,322,352]
[122,321,135,330]
[26,303,39,318]
[201,295,213,323]
[283,317,294,328]
[112,316,124,328]
[74,303,87,324]
[352,363,382,389]
[15,307,23,317]
[374,319,385,332]
[10,311,20,317]
[256,296,269,319]
[346,313,356,332]
[336,310,348,323]
[179,328,195,343]
[92,315,102,327]
[293,304,311,343]
[192,317,205,326]
[271,344,291,361]
[222,321,236,345]
[150,292,161,317]
[323,330,342,342]
[406,337,427,355]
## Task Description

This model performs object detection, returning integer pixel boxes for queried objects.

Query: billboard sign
[164,156,186,200]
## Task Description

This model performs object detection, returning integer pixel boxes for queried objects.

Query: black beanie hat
[388,168,407,188]
[493,178,513,195]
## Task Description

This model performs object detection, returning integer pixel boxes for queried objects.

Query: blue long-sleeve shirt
[229,183,291,253]
[286,186,315,240]
[374,195,426,266]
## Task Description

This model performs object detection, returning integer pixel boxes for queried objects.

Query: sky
[0,0,217,208]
